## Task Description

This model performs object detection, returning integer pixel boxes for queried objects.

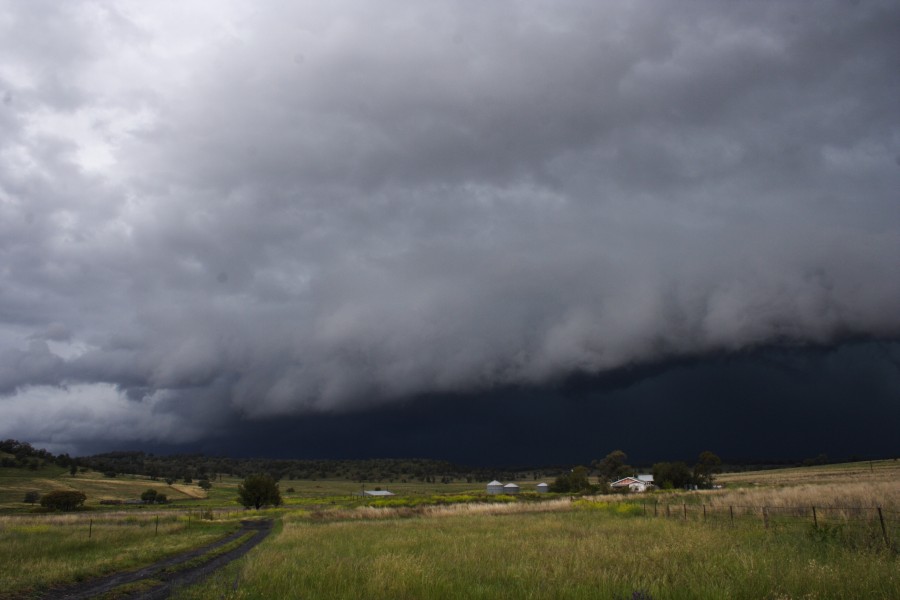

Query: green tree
[237,474,282,509]
[141,489,158,504]
[652,461,693,489]
[594,450,631,482]
[69,464,77,477]
[693,450,722,488]
[40,490,87,511]
[23,491,40,504]
[155,493,168,504]
[198,479,212,491]
[549,465,596,493]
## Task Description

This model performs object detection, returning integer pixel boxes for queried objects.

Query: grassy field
[2,460,898,598]
[0,511,240,598]
[0,466,205,511]
[172,504,899,600]
[716,459,900,487]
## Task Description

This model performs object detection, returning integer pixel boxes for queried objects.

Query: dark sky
[1,2,899,463]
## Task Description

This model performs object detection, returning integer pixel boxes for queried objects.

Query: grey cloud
[1,0,899,450]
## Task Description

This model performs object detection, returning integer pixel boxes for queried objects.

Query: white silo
[486,480,504,494]
[503,483,520,494]
[536,482,549,493]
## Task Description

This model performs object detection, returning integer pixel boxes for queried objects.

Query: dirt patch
[30,519,273,600]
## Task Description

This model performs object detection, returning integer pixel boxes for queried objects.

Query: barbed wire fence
[639,501,898,550]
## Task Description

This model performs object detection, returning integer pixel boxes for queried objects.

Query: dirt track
[34,519,273,600]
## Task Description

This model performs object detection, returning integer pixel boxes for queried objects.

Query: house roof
[610,477,643,487]
[637,475,654,482]
[503,483,520,488]
[363,490,395,496]
[536,482,549,487]
[487,480,503,486]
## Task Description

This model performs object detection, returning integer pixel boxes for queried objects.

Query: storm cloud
[1,1,899,455]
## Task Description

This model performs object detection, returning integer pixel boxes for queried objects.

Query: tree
[594,450,631,482]
[69,464,77,477]
[40,490,87,511]
[24,491,40,504]
[198,479,212,491]
[549,465,596,493]
[693,451,722,488]
[652,462,693,489]
[141,489,158,504]
[155,493,168,504]
[237,474,282,509]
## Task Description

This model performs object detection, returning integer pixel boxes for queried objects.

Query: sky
[1,1,898,465]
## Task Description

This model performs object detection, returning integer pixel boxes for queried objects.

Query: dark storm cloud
[1,1,899,453]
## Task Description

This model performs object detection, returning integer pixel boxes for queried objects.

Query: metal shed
[486,480,504,494]
[503,483,520,494]
[536,482,549,493]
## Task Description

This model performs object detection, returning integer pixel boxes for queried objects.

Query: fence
[639,501,899,550]
[0,508,243,540]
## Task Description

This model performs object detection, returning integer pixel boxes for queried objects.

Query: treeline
[77,452,542,484]
[1,439,550,483]
[0,439,77,471]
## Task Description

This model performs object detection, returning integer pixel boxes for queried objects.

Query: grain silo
[486,480,504,494]
[503,483,520,494]
[536,482,549,493]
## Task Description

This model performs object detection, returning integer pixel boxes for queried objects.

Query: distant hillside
[0,439,547,484]
[76,451,538,484]
[0,439,75,471]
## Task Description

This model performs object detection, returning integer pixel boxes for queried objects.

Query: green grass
[0,512,240,597]
[173,507,900,600]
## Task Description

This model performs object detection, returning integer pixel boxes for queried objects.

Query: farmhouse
[610,476,654,493]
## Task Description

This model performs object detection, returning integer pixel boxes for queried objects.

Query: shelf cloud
[1,1,899,455]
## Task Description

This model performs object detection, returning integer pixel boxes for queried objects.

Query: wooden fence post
[88,519,92,539]
[763,506,769,530]
[812,506,817,529]
[683,503,687,520]
[703,504,706,522]
[666,504,670,518]
[877,507,890,549]
[156,515,159,535]
[654,502,658,517]
[730,506,734,527]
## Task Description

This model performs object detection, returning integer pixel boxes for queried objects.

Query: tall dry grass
[703,480,900,511]
[305,498,574,522]
[174,508,900,600]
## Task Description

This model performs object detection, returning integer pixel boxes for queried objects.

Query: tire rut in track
[32,519,273,600]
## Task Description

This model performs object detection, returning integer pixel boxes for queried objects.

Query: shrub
[141,489,158,503]
[40,490,87,511]
[23,491,40,504]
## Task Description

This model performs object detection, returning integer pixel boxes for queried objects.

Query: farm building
[486,480,504,494]
[536,482,549,493]
[610,476,653,493]
[503,483,520,494]
[362,490,395,497]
